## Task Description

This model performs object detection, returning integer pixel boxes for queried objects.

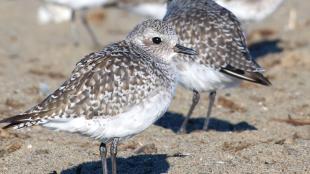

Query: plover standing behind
[164,0,271,133]
[0,19,196,174]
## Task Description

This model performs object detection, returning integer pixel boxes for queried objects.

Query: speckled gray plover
[164,0,271,133]
[0,19,196,174]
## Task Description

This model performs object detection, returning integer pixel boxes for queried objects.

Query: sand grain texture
[0,0,309,173]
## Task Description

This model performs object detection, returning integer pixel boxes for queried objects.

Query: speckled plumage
[0,20,197,174]
[11,41,173,126]
[165,0,262,72]
[0,17,195,174]
[0,19,181,138]
[164,0,271,132]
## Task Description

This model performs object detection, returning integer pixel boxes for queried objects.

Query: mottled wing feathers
[0,113,43,129]
[164,0,270,85]
[164,0,263,72]
[1,41,162,129]
[220,7,264,71]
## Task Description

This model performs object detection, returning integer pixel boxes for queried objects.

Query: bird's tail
[220,65,272,86]
[0,112,46,129]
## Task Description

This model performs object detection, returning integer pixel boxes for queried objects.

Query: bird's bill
[174,44,197,55]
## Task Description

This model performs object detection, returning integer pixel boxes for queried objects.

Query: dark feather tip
[0,114,30,129]
[220,65,271,86]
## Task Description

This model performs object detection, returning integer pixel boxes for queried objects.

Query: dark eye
[152,37,162,44]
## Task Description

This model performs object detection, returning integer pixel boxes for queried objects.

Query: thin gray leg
[110,138,119,174]
[202,91,216,131]
[80,9,101,48]
[178,90,200,134]
[99,143,108,174]
[70,10,79,47]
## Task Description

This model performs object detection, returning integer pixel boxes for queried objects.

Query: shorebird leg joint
[110,138,119,174]
[203,91,217,131]
[99,142,108,174]
[178,90,200,134]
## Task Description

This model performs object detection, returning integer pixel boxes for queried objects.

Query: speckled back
[164,0,263,72]
[21,41,176,123]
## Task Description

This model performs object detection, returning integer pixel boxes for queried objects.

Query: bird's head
[126,19,196,63]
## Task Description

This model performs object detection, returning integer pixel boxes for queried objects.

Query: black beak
[174,44,197,55]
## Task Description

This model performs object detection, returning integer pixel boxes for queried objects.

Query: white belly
[176,62,239,92]
[42,90,174,143]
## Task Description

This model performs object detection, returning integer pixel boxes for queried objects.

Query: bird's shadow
[155,112,257,133]
[61,154,169,174]
[249,39,283,60]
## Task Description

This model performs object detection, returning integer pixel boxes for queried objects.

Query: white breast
[42,90,174,143]
[176,62,239,92]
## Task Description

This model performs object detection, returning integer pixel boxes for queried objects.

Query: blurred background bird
[115,0,167,19]
[37,0,116,47]
[112,0,285,22]
[215,0,285,22]
[37,0,285,47]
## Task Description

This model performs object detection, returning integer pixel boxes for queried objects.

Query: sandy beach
[0,0,309,173]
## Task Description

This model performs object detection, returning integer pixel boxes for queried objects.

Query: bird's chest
[101,90,174,140]
[175,61,239,92]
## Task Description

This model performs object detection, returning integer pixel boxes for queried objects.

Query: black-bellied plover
[0,19,196,174]
[38,0,115,47]
[164,0,271,133]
